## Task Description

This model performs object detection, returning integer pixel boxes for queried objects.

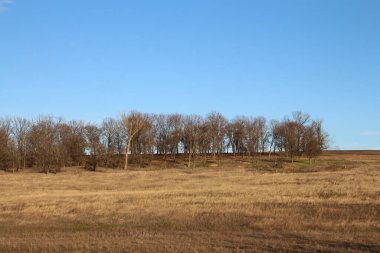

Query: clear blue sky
[0,0,379,149]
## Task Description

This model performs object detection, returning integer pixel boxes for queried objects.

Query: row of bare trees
[0,111,328,171]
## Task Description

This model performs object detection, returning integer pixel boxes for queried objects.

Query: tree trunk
[124,139,132,170]
[23,152,26,170]
[187,149,191,168]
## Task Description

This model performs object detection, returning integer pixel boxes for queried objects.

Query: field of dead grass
[0,152,379,252]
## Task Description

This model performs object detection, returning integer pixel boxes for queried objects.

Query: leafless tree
[121,111,150,169]
[111,120,125,166]
[205,111,227,161]
[12,117,31,170]
[101,118,119,168]
[245,117,260,159]
[153,114,173,167]
[28,116,60,173]
[268,119,279,157]
[62,120,86,166]
[131,115,154,167]
[198,121,212,159]
[0,118,15,171]
[153,113,184,161]
[153,114,169,155]
[167,114,183,159]
[274,121,287,153]
[303,120,328,162]
[226,116,247,156]
[84,124,104,171]
[256,117,269,154]
[115,121,125,155]
[292,111,310,157]
[283,120,299,162]
[182,114,202,168]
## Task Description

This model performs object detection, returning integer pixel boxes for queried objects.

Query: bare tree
[0,118,15,171]
[256,117,269,154]
[131,115,153,168]
[182,114,202,168]
[102,118,118,168]
[273,121,287,153]
[268,119,279,157]
[12,117,31,170]
[245,117,260,159]
[59,120,86,166]
[114,120,125,157]
[226,117,247,156]
[292,111,310,157]
[205,111,227,161]
[28,116,60,173]
[283,120,299,163]
[121,111,150,170]
[153,114,169,155]
[153,114,172,167]
[198,121,212,160]
[167,114,183,159]
[304,120,328,162]
[84,124,104,171]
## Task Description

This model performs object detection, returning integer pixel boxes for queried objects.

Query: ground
[0,151,379,252]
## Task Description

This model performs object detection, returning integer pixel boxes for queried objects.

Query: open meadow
[0,151,379,252]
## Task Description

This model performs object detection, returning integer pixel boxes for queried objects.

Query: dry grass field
[0,151,379,252]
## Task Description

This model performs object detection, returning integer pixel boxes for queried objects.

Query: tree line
[0,111,328,172]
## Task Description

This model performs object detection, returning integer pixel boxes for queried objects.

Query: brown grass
[0,152,379,252]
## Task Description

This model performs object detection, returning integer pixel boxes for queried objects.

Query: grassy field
[0,151,379,252]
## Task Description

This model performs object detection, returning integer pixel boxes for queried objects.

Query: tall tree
[84,124,104,171]
[12,117,31,170]
[292,111,310,157]
[246,117,260,159]
[0,118,15,171]
[167,114,183,159]
[303,120,328,162]
[226,117,247,155]
[28,116,59,173]
[182,114,202,168]
[283,120,299,162]
[121,111,150,169]
[205,111,227,161]
[101,118,118,167]
[256,117,269,154]
[60,120,86,166]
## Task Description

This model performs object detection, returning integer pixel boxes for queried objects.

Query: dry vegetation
[0,151,379,252]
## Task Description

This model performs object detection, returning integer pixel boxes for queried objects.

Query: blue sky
[0,0,379,149]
